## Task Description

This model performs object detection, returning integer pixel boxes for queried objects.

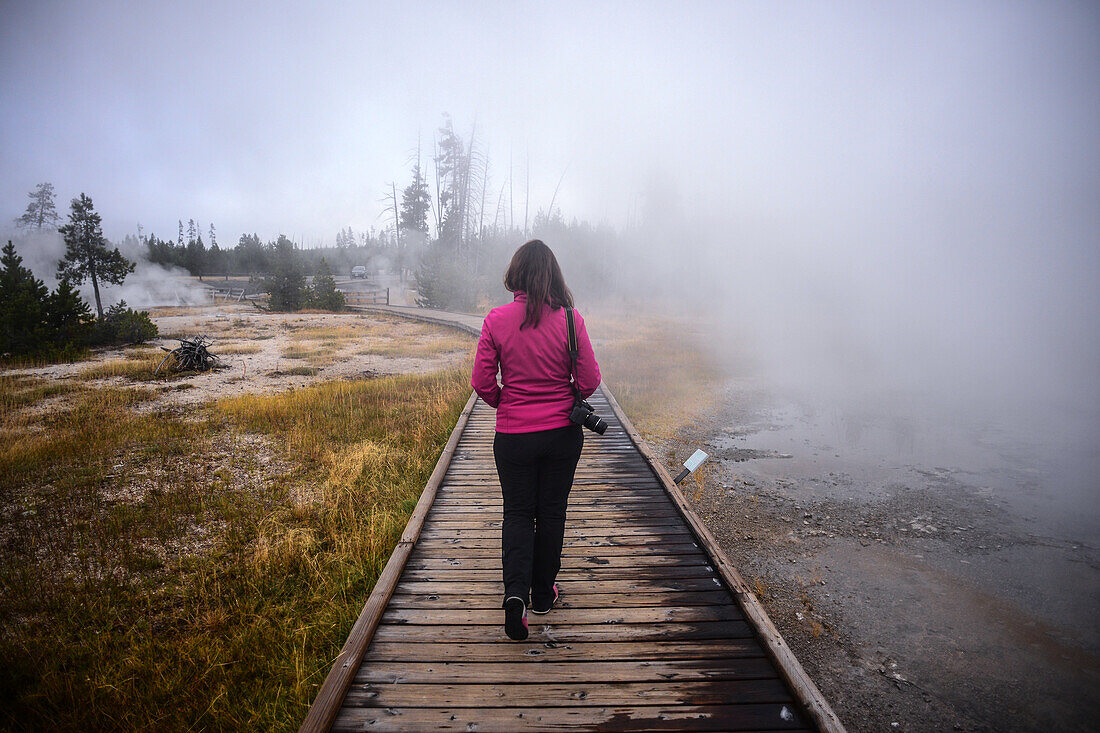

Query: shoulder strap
[565,308,580,399]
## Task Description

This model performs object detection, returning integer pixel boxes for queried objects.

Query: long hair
[504,239,574,329]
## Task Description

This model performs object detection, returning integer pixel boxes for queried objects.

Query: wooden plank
[414,534,697,548]
[298,392,479,733]
[417,524,695,538]
[379,605,743,626]
[332,703,808,731]
[403,543,706,558]
[395,566,721,581]
[392,577,727,595]
[360,639,766,663]
[385,590,732,610]
[353,658,780,684]
[370,620,753,643]
[601,384,845,733]
[342,679,793,708]
[403,552,711,569]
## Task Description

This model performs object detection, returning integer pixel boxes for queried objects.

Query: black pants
[494,424,584,607]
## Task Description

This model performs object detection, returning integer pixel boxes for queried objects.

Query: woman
[471,239,602,641]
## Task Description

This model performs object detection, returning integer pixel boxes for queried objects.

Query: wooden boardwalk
[302,309,842,732]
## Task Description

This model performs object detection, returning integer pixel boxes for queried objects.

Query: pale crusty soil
[6,304,474,412]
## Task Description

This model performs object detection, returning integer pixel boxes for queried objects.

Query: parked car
[351,266,367,278]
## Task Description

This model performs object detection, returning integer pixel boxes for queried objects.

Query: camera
[570,399,608,434]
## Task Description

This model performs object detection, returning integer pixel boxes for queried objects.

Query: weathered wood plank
[332,703,808,732]
[404,542,706,558]
[416,525,696,540]
[353,658,780,684]
[392,577,727,595]
[380,605,743,626]
[371,620,753,643]
[360,639,766,664]
[403,552,711,569]
[414,534,697,548]
[385,590,731,609]
[395,565,721,581]
[343,679,793,708]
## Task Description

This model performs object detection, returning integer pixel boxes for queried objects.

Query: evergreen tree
[16,182,61,230]
[263,235,306,311]
[307,258,345,311]
[434,115,470,247]
[400,163,432,235]
[47,278,92,349]
[178,220,184,246]
[186,232,206,275]
[0,241,51,355]
[57,193,135,319]
[237,233,267,274]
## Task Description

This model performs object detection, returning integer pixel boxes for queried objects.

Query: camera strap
[565,307,581,401]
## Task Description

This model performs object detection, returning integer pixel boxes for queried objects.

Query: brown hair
[504,239,574,329]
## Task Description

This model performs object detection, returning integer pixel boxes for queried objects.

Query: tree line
[2,185,154,359]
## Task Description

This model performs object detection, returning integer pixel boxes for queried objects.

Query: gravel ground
[651,379,1100,732]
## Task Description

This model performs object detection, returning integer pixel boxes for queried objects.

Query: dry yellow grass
[217,342,263,355]
[76,350,169,381]
[0,366,473,731]
[355,333,474,359]
[591,315,724,438]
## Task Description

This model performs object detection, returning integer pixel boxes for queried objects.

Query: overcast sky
[2,1,1095,243]
[3,1,1098,415]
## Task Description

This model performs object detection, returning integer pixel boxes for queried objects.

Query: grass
[77,351,171,381]
[355,333,474,359]
[0,366,473,731]
[590,315,726,438]
[216,342,263,355]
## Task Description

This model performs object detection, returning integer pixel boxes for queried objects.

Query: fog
[2,2,1098,472]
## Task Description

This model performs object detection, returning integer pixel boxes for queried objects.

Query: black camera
[570,399,608,434]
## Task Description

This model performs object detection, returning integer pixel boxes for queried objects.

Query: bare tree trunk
[90,265,103,319]
[523,150,530,238]
[391,181,402,253]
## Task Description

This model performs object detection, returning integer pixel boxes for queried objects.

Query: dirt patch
[5,305,474,411]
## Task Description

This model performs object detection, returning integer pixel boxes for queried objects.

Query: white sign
[683,449,709,473]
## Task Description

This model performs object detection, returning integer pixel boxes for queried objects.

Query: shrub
[306,258,345,311]
[91,301,158,345]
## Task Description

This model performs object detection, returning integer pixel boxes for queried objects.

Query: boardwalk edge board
[299,391,479,733]
[599,382,846,733]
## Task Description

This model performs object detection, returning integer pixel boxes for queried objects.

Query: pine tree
[308,258,345,311]
[47,278,92,349]
[16,182,61,230]
[0,241,52,355]
[264,236,306,311]
[57,194,135,319]
[400,163,432,235]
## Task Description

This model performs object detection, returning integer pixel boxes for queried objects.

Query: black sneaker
[531,583,560,615]
[503,596,528,640]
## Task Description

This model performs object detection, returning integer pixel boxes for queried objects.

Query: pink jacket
[472,291,602,433]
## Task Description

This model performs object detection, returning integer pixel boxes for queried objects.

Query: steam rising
[2,2,1097,447]
[1,227,210,308]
